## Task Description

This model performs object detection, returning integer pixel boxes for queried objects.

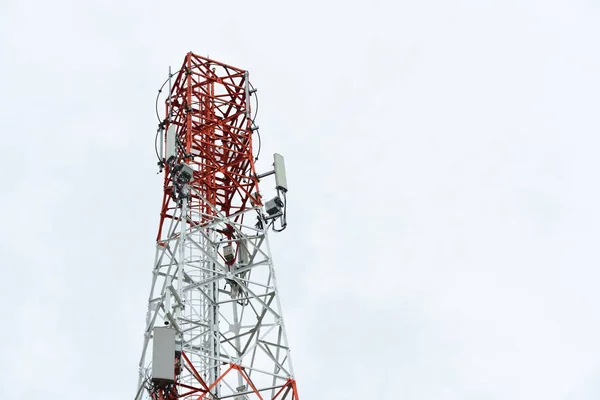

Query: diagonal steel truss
[135,53,299,400]
[136,193,297,400]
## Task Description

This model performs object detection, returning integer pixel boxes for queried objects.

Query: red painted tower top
[157,52,261,240]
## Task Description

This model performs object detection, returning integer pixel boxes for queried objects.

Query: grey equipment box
[152,327,176,382]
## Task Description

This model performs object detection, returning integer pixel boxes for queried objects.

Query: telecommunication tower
[134,52,300,400]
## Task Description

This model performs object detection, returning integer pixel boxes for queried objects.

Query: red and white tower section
[135,52,299,400]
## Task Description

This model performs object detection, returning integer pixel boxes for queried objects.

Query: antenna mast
[136,52,299,400]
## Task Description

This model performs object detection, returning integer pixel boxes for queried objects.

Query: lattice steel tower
[135,52,299,400]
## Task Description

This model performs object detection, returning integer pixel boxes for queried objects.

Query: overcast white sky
[2,0,600,399]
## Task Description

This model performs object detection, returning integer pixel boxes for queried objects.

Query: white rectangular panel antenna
[166,125,177,160]
[239,239,250,265]
[273,153,288,192]
[152,327,175,382]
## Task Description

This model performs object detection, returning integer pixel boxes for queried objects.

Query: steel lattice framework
[135,52,299,400]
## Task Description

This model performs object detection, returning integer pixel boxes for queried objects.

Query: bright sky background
[2,0,600,399]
